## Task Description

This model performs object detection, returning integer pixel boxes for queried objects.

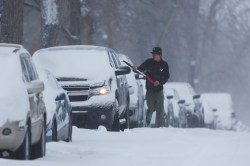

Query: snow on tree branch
[41,0,58,25]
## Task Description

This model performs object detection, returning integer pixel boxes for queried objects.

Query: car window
[112,52,122,67]
[20,57,30,83]
[20,54,38,82]
[48,72,61,90]
[108,51,116,68]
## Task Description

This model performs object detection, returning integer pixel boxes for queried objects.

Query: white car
[118,54,145,128]
[163,88,181,127]
[201,93,235,130]
[33,45,131,131]
[37,69,72,142]
[0,44,46,160]
[165,82,204,128]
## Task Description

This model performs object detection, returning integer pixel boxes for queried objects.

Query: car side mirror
[27,80,44,94]
[193,94,201,100]
[178,99,185,104]
[55,93,66,101]
[167,95,174,100]
[135,74,144,80]
[115,66,131,76]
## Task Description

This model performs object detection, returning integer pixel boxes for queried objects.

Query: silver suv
[0,44,46,160]
[33,45,131,131]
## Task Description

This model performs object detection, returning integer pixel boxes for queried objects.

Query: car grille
[69,95,89,102]
[62,86,90,102]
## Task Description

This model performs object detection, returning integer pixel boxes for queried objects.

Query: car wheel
[65,114,72,142]
[111,100,120,132]
[16,124,31,160]
[31,121,46,159]
[52,120,58,142]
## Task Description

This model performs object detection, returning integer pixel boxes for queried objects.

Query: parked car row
[148,81,236,130]
[0,43,238,160]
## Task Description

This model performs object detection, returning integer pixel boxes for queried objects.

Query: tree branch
[24,1,40,11]
[61,25,80,41]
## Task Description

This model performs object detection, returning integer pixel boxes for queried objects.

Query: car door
[20,53,44,143]
[48,72,69,139]
[109,51,128,116]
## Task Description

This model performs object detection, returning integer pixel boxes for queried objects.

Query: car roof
[0,43,24,54]
[34,45,114,54]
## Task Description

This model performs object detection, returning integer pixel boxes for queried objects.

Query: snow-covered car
[0,44,46,160]
[118,54,145,128]
[163,88,181,127]
[37,69,72,142]
[33,45,131,131]
[165,82,204,128]
[201,93,235,130]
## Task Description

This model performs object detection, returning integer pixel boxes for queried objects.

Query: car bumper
[70,95,115,130]
[0,121,26,152]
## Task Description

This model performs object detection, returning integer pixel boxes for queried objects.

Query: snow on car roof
[35,45,111,53]
[33,46,114,81]
[201,93,234,113]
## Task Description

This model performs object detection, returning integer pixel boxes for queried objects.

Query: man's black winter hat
[151,47,162,55]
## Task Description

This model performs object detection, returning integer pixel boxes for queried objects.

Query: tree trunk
[69,0,81,45]
[80,0,94,45]
[40,0,59,48]
[1,0,24,44]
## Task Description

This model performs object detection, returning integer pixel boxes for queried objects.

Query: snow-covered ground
[1,127,250,166]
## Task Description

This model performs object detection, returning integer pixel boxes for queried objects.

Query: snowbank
[1,127,250,166]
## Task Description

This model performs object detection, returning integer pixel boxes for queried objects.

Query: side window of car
[48,72,60,90]
[20,54,38,82]
[108,51,116,68]
[112,52,122,67]
[20,57,30,83]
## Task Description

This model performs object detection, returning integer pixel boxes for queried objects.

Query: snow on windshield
[33,49,114,81]
[0,53,29,126]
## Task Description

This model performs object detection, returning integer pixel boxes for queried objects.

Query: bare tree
[62,0,94,45]
[0,0,24,44]
[40,0,60,48]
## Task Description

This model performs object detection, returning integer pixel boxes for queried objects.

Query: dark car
[33,45,131,131]
[0,44,46,160]
[37,69,72,142]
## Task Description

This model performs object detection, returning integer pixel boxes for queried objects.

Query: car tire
[111,100,120,132]
[52,120,57,142]
[65,114,72,142]
[31,121,46,159]
[16,124,31,160]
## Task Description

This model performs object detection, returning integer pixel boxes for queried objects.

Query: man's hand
[132,66,138,72]
[154,80,160,86]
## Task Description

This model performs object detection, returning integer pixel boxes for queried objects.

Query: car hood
[58,79,108,87]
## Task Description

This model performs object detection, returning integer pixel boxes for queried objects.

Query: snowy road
[1,127,250,166]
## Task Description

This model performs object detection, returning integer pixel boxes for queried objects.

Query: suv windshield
[34,49,113,81]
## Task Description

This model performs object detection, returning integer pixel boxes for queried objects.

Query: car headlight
[91,86,110,96]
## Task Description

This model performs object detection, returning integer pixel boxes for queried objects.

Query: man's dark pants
[146,90,164,127]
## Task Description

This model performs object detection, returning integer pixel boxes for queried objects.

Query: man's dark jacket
[138,58,170,92]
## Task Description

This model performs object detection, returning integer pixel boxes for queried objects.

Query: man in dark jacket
[134,47,170,127]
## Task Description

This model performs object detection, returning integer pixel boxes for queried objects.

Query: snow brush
[122,60,155,85]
